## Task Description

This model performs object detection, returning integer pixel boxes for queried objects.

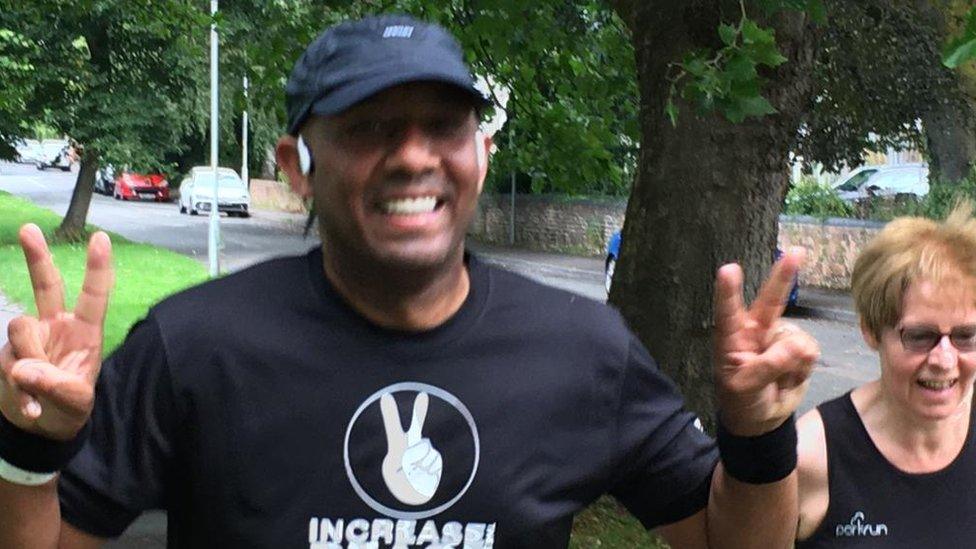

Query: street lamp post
[241,76,249,188]
[207,0,221,277]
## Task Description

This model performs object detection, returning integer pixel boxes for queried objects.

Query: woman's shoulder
[796,407,830,541]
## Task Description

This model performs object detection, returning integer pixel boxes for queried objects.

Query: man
[0,14,818,548]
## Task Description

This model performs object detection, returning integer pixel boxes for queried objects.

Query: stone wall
[249,178,307,213]
[470,193,886,289]
[471,193,627,256]
[246,186,883,290]
[778,216,884,290]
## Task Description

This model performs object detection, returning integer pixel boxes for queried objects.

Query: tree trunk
[917,0,976,184]
[55,150,98,242]
[609,1,819,429]
[922,94,976,183]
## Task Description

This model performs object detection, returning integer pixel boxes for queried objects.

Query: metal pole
[509,124,515,245]
[241,76,249,188]
[207,0,221,277]
[509,171,515,245]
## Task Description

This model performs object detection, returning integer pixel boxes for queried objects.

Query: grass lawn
[0,192,663,547]
[0,190,208,354]
[571,496,668,548]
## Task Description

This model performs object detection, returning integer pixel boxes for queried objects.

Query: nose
[384,123,439,175]
[927,335,959,370]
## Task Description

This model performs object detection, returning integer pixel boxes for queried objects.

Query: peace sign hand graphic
[380,391,443,505]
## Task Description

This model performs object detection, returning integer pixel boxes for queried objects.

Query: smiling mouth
[378,196,444,215]
[917,379,957,391]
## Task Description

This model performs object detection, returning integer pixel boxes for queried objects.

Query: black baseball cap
[285,14,491,136]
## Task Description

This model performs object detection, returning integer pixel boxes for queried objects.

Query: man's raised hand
[713,247,820,437]
[0,224,113,441]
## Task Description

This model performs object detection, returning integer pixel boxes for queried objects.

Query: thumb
[11,356,93,417]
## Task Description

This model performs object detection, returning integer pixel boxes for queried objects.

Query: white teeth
[381,196,438,215]
[918,379,956,390]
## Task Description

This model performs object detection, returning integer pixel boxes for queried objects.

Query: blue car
[604,231,800,308]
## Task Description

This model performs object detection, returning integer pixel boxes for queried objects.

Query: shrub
[784,176,855,218]
[918,171,976,220]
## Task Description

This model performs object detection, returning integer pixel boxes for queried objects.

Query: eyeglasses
[326,112,477,152]
[898,324,976,354]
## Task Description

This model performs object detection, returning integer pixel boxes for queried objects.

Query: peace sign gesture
[380,391,443,505]
[0,224,114,441]
[713,248,820,437]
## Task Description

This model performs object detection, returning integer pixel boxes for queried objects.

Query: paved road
[0,161,878,547]
[0,162,317,272]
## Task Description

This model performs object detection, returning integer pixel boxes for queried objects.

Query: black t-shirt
[796,393,976,548]
[58,248,718,548]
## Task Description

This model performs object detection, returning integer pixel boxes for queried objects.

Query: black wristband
[716,415,797,484]
[0,413,91,474]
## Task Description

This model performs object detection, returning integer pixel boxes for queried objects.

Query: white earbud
[475,130,486,169]
[297,135,313,175]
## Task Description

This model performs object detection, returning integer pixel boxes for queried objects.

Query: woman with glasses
[795,203,976,548]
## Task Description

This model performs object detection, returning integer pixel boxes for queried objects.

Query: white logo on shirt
[835,511,889,537]
[310,383,492,547]
[383,25,414,38]
[379,391,443,505]
[343,382,480,520]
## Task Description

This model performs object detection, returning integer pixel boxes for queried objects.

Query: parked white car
[832,163,929,202]
[14,139,42,163]
[178,167,250,218]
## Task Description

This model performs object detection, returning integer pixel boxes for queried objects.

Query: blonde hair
[852,201,976,339]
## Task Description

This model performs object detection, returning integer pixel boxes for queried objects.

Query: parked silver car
[831,163,928,202]
[178,167,251,218]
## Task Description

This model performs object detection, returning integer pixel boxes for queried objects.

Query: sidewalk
[793,286,857,324]
[469,241,858,324]
[0,292,23,347]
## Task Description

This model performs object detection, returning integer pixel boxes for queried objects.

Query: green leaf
[718,23,737,47]
[738,94,778,118]
[746,41,788,67]
[665,96,678,127]
[805,0,827,25]
[741,20,775,45]
[724,53,757,82]
[944,38,976,69]
[683,55,709,77]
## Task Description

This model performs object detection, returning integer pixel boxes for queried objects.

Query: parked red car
[113,172,170,202]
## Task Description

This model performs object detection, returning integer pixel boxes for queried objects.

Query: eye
[426,116,468,140]
[952,326,976,349]
[901,327,939,349]
[346,120,385,138]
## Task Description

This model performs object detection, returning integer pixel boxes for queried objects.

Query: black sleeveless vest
[796,392,976,548]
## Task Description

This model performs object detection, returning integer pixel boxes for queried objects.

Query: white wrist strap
[0,455,57,486]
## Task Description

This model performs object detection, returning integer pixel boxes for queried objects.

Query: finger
[744,332,820,390]
[61,349,90,375]
[0,345,41,419]
[380,393,405,448]
[406,392,429,446]
[714,263,747,339]
[750,247,805,330]
[7,316,47,360]
[74,232,114,326]
[19,224,65,320]
[10,359,93,416]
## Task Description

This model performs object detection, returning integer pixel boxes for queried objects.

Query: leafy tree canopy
[0,0,206,172]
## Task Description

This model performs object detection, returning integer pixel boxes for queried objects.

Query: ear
[475,131,492,195]
[860,318,880,350]
[276,135,312,198]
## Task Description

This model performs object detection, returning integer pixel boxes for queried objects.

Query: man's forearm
[706,463,797,549]
[0,477,62,549]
